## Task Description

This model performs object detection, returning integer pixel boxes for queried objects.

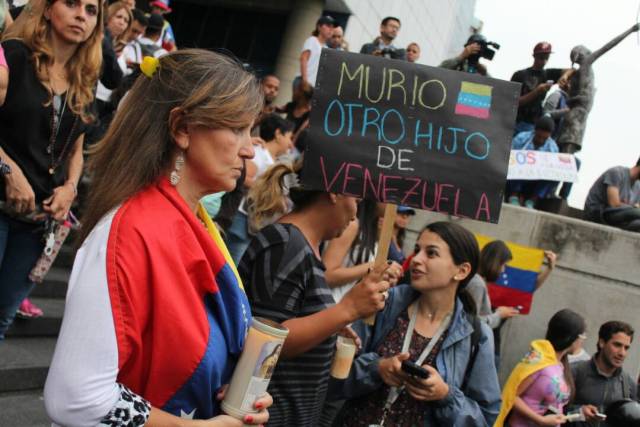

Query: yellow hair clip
[140,56,160,79]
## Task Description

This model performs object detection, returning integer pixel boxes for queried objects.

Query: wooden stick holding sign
[364,203,397,325]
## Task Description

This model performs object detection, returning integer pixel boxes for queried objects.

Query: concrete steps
[6,298,64,338]
[29,268,70,299]
[0,337,57,393]
[0,390,49,427]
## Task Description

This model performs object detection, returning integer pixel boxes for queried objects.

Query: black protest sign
[301,49,520,223]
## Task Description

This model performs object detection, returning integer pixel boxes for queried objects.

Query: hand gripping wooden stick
[364,203,397,326]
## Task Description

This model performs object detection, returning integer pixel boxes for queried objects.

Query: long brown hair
[3,0,104,123]
[79,49,263,243]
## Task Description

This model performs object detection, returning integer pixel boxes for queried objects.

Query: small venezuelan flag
[476,235,544,314]
[455,81,493,119]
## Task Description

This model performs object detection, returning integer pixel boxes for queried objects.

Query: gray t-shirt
[466,274,502,329]
[584,166,640,220]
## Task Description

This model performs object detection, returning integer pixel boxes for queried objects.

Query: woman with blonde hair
[0,0,103,335]
[44,50,272,425]
[105,1,132,54]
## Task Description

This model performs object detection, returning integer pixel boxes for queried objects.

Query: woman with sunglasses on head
[0,0,102,338]
[496,309,586,426]
[336,221,501,427]
[44,50,273,426]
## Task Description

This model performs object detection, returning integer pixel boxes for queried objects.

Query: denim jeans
[0,213,44,340]
[224,211,250,266]
[507,179,556,200]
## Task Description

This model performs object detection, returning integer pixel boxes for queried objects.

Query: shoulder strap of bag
[461,315,483,391]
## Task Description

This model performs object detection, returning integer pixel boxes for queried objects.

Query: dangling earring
[170,152,185,186]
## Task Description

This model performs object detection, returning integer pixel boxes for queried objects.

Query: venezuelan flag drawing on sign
[455,81,493,119]
[475,235,544,314]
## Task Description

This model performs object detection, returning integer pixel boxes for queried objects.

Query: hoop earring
[170,152,185,186]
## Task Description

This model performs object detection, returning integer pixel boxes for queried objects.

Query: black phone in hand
[401,360,429,379]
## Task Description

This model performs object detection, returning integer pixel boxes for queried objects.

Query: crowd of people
[0,2,638,426]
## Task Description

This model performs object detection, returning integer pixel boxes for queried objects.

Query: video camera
[466,34,500,64]
[377,46,406,60]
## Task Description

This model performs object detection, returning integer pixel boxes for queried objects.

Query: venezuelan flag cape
[494,340,558,427]
[476,235,544,314]
[106,178,250,419]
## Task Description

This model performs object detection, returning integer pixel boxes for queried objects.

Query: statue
[556,23,640,153]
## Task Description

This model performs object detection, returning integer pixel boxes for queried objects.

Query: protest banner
[301,49,521,224]
[507,150,578,182]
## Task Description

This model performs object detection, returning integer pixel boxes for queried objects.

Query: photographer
[360,17,406,60]
[440,34,497,76]
[511,42,568,135]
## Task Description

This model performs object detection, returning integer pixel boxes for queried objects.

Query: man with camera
[439,34,498,76]
[511,42,568,135]
[360,17,406,60]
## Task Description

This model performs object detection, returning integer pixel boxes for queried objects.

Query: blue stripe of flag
[456,92,491,109]
[494,266,538,293]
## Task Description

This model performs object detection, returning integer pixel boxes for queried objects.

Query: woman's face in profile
[183,124,255,193]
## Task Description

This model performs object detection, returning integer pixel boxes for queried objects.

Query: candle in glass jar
[221,317,289,419]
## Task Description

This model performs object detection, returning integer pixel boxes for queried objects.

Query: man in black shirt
[360,17,406,60]
[511,42,566,135]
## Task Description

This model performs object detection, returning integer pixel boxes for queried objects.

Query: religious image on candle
[253,342,283,378]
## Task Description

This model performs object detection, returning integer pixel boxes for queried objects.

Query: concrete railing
[403,204,640,384]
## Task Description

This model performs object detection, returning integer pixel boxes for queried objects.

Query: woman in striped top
[239,161,391,426]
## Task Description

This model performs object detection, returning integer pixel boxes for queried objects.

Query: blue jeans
[507,180,556,200]
[0,214,44,340]
[224,212,250,266]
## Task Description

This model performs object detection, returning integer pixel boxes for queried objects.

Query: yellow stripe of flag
[461,81,492,97]
[197,202,245,290]
[475,234,544,272]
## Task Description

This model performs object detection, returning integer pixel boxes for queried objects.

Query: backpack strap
[461,315,483,391]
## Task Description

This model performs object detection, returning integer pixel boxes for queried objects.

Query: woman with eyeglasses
[496,309,587,427]
[0,0,102,338]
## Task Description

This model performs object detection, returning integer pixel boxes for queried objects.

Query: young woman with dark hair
[337,221,502,426]
[496,308,587,427]
[467,240,520,329]
[467,240,558,329]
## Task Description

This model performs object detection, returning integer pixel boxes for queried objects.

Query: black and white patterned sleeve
[98,383,151,426]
